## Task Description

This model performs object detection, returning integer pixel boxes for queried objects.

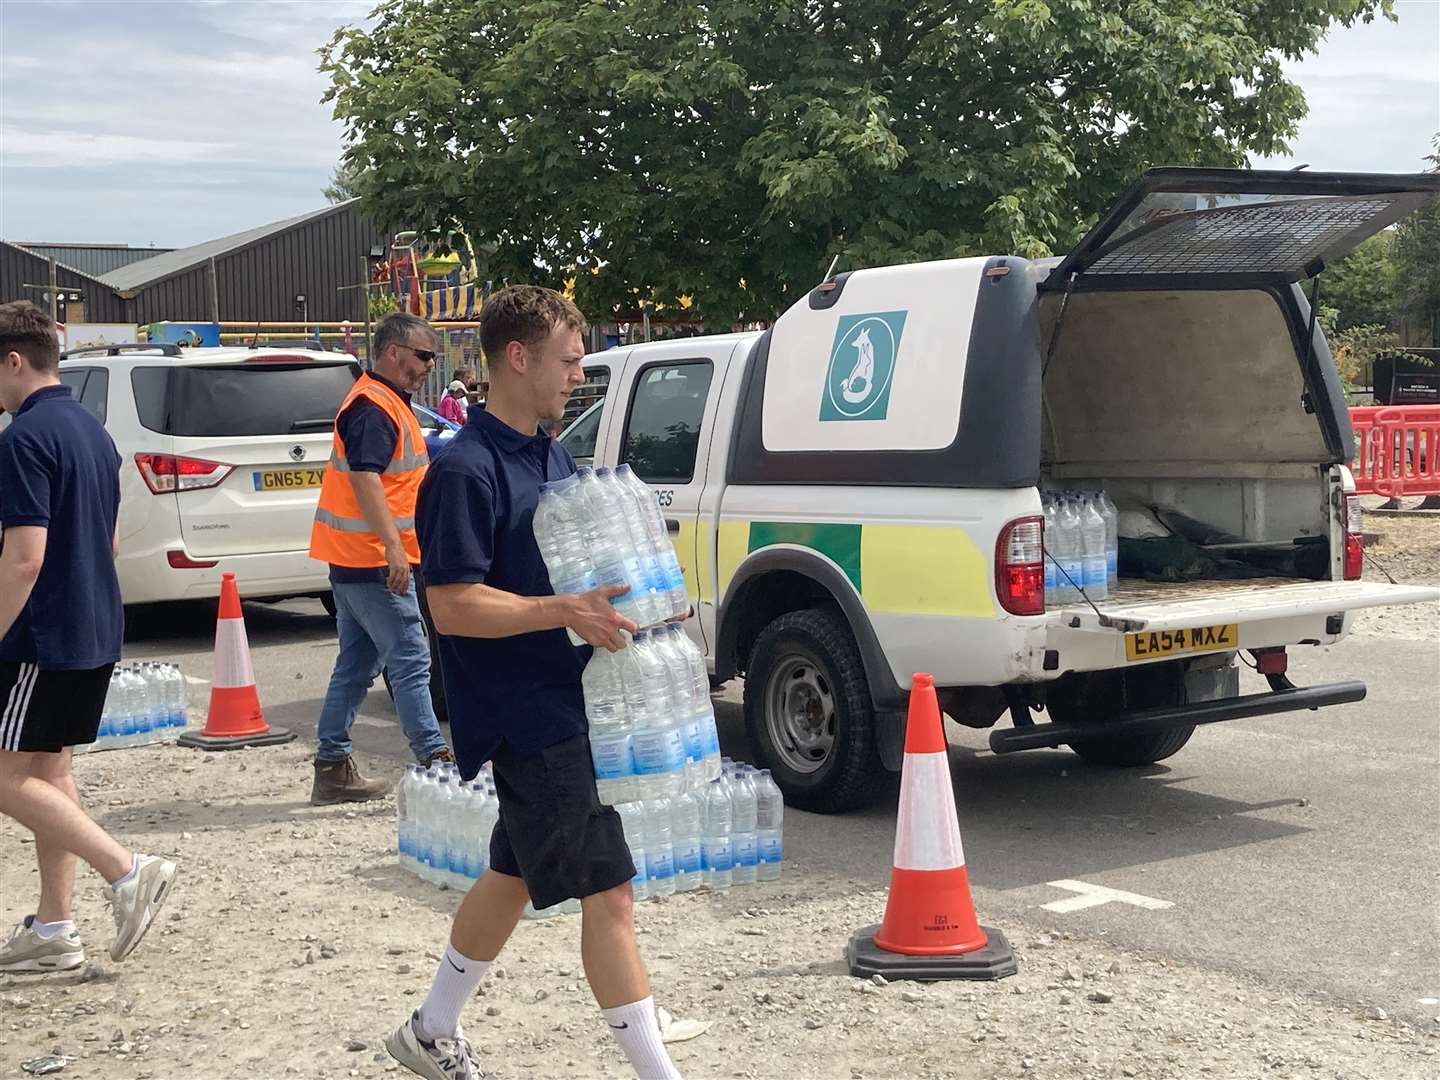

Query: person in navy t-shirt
[382,287,682,1080]
[0,302,176,973]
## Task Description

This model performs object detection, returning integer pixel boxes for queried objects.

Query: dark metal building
[11,243,174,278]
[0,241,133,322]
[99,200,384,325]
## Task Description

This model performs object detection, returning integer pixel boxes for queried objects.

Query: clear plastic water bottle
[1054,497,1084,604]
[396,763,417,871]
[754,769,784,882]
[600,467,669,623]
[575,467,650,625]
[1080,494,1109,601]
[625,633,686,797]
[146,663,167,738]
[472,782,497,881]
[95,670,122,750]
[644,798,676,898]
[116,666,142,748]
[616,801,649,902]
[1042,495,1059,609]
[1099,490,1120,590]
[535,474,601,646]
[702,779,733,889]
[446,780,473,890]
[666,625,721,781]
[648,626,705,790]
[615,464,689,620]
[583,648,637,805]
[731,768,759,885]
[670,790,703,892]
[419,768,446,885]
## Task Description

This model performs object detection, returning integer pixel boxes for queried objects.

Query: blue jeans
[316,579,447,764]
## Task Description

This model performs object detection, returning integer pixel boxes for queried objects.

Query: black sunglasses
[403,346,437,363]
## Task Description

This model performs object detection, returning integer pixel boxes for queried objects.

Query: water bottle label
[630,852,648,887]
[1063,558,1083,588]
[633,728,686,774]
[759,833,783,864]
[734,834,759,868]
[623,556,650,595]
[702,837,733,872]
[449,847,468,875]
[702,713,721,757]
[681,718,704,762]
[675,841,702,875]
[1044,560,1056,591]
[662,550,685,592]
[1083,557,1107,589]
[591,734,635,780]
[642,554,667,594]
[647,848,675,880]
[1108,551,1118,576]
[555,568,599,596]
[593,557,628,594]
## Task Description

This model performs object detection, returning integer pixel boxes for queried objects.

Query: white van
[565,168,1440,812]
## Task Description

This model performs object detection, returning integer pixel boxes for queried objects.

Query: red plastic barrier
[1350,405,1440,497]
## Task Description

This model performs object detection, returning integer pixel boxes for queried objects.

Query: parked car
[568,167,1440,812]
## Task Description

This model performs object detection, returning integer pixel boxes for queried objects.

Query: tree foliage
[1322,233,1395,331]
[323,158,366,204]
[321,0,1394,322]
[1391,133,1440,345]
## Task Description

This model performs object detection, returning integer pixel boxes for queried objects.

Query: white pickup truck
[560,168,1440,812]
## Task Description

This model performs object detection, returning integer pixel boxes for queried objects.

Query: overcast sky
[1,0,1436,249]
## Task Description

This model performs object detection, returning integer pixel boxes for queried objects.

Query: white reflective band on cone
[212,619,256,689]
[891,751,967,871]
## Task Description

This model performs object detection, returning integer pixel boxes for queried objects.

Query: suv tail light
[1343,493,1363,580]
[134,452,234,494]
[996,516,1045,616]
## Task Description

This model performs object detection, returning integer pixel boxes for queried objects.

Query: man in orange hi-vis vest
[308,312,453,805]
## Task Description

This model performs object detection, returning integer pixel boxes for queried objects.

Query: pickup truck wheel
[744,608,886,813]
[1050,662,1195,767]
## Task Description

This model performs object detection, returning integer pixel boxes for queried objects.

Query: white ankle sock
[417,944,489,1040]
[31,917,75,941]
[108,854,139,889]
[601,996,681,1080]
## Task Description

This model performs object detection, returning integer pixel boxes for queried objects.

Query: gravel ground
[3,743,1439,1080]
[1353,512,1440,641]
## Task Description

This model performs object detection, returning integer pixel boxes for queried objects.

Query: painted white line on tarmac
[1041,879,1174,914]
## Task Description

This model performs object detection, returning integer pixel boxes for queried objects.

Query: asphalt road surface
[123,597,1440,1026]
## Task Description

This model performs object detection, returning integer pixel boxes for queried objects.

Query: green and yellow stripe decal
[707,519,994,619]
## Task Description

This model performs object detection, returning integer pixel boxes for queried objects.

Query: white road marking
[184,675,211,686]
[1041,879,1175,914]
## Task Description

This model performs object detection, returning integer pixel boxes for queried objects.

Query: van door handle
[665,518,680,534]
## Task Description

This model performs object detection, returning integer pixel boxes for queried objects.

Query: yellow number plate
[254,468,325,491]
[1125,623,1238,662]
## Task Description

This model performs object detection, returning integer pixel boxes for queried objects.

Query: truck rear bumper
[989,678,1366,754]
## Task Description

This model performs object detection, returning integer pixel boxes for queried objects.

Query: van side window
[80,369,109,424]
[622,361,714,484]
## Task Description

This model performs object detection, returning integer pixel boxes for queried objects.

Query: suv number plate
[254,468,325,491]
[1125,623,1237,662]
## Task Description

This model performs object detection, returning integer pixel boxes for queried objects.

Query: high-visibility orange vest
[309,374,428,567]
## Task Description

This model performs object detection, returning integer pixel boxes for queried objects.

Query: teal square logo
[819,310,907,422]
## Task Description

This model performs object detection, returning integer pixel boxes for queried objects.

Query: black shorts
[489,734,636,910]
[0,661,114,753]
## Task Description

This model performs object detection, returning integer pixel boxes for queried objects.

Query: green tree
[323,158,366,204]
[1323,233,1396,331]
[321,0,1395,322]
[1391,133,1440,345]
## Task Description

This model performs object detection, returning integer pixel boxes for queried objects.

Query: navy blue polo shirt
[329,371,418,586]
[0,384,123,670]
[416,406,587,770]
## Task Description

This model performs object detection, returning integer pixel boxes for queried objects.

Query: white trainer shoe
[0,917,85,973]
[385,1011,484,1080]
[102,854,177,961]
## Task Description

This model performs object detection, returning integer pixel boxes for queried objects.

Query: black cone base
[177,726,296,751]
[846,924,1018,981]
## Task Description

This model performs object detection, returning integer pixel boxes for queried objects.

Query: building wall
[16,244,174,278]
[0,242,132,322]
[128,203,384,324]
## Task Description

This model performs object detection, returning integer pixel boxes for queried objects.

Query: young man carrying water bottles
[386,286,682,1080]
[0,302,177,973]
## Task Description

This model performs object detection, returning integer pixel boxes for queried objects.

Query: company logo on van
[820,310,907,422]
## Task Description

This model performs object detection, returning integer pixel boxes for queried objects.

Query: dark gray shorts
[0,661,114,753]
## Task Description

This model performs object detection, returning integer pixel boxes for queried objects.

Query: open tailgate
[1046,579,1438,671]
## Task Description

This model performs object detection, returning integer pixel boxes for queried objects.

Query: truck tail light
[167,550,219,569]
[996,516,1045,616]
[134,452,234,494]
[1343,493,1363,581]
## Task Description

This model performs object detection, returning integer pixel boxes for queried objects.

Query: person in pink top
[438,380,468,425]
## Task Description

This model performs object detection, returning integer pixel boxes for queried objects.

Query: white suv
[57,343,361,606]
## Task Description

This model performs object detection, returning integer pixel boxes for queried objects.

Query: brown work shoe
[424,747,455,768]
[311,757,391,806]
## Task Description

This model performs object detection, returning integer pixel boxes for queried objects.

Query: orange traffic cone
[178,573,295,751]
[847,673,1016,980]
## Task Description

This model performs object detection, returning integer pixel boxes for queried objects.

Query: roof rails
[246,341,331,351]
[61,342,183,359]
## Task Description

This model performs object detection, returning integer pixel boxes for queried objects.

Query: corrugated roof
[16,243,174,278]
[100,200,359,292]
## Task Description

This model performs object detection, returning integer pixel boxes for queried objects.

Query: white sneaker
[385,1011,484,1080]
[0,917,85,973]
[102,854,177,961]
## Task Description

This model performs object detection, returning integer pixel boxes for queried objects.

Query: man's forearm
[0,563,39,643]
[350,472,404,550]
[428,581,572,639]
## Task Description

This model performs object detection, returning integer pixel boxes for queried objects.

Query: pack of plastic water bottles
[1041,490,1119,606]
[533,465,690,635]
[78,662,190,753]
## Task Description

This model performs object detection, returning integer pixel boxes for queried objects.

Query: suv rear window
[131,361,359,437]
